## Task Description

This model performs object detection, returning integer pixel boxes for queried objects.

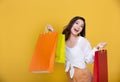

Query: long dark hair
[62,16,86,41]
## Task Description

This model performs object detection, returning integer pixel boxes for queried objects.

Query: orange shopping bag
[93,50,108,82]
[29,31,58,73]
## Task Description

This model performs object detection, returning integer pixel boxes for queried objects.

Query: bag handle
[44,26,49,34]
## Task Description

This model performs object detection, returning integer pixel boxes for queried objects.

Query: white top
[65,36,98,78]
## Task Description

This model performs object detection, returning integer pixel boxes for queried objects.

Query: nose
[77,26,81,29]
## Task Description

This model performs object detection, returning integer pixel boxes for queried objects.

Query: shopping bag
[29,31,58,73]
[93,50,108,82]
[55,34,66,63]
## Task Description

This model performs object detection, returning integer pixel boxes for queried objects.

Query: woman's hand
[46,24,54,32]
[96,42,107,50]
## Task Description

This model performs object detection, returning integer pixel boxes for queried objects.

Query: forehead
[75,19,84,24]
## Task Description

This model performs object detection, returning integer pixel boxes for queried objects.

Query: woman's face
[71,19,84,36]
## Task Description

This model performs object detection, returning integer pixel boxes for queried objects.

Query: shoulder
[79,36,92,48]
[78,36,91,47]
[79,36,90,43]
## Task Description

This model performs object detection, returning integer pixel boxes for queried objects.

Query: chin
[72,31,80,36]
[73,33,79,36]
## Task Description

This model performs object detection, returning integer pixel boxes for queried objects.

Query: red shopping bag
[93,50,108,82]
[29,31,58,73]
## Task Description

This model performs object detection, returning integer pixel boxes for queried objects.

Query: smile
[74,28,79,32]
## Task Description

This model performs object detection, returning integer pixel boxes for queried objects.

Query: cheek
[77,28,83,34]
[79,28,83,32]
[71,27,74,32]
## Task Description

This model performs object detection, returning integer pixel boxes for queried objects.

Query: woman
[47,16,107,82]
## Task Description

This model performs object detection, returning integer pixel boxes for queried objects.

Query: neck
[69,34,78,41]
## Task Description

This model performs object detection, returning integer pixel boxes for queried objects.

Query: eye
[81,25,84,28]
[75,22,79,24]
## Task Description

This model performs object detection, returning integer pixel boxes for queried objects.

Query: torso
[65,36,93,82]
[66,36,79,48]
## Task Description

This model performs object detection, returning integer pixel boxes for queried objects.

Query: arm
[84,42,97,64]
[84,41,107,64]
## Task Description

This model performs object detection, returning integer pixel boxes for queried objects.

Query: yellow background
[0,0,120,82]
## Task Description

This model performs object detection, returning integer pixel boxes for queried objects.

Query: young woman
[47,16,107,82]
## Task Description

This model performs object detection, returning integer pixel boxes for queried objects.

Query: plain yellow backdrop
[0,0,120,82]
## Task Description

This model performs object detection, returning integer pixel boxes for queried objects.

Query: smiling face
[70,19,84,36]
[62,16,86,41]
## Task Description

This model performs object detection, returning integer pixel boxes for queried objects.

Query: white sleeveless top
[65,36,98,78]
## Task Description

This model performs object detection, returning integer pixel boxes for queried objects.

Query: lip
[74,28,79,32]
